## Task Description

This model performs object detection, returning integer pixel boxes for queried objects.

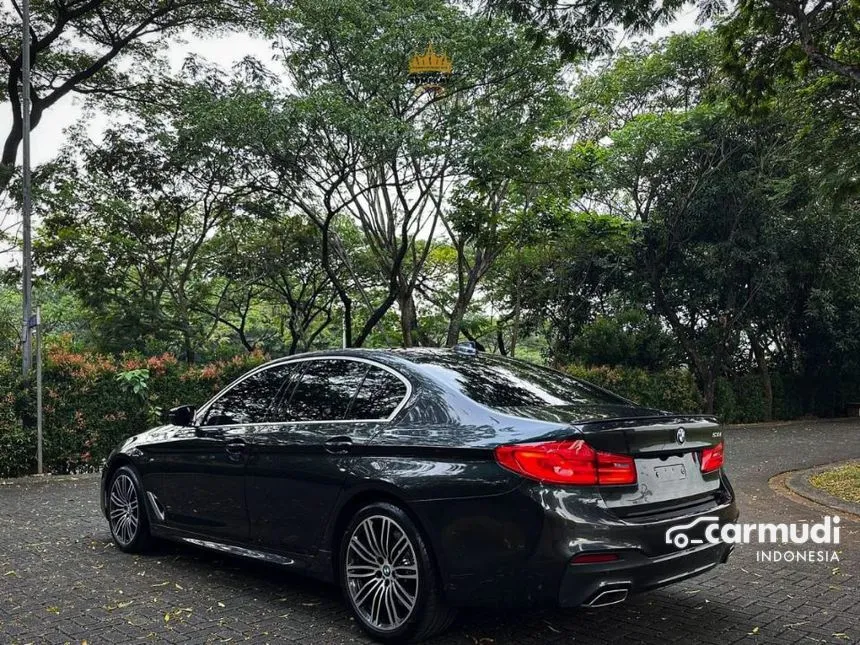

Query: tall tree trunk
[181,329,195,364]
[496,322,507,356]
[510,273,522,358]
[750,331,773,421]
[445,260,482,347]
[399,292,417,348]
[702,372,717,414]
[445,299,467,347]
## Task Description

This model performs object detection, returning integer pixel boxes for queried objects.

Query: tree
[250,0,567,347]
[36,112,260,361]
[489,0,859,84]
[573,31,859,413]
[214,215,341,355]
[721,0,860,92]
[0,0,258,196]
[486,0,691,59]
[485,209,633,361]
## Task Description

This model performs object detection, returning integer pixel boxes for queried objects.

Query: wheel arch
[101,455,142,518]
[328,484,447,590]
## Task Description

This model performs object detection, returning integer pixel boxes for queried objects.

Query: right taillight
[700,441,724,473]
[494,439,636,486]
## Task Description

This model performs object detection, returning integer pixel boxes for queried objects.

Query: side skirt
[148,524,335,583]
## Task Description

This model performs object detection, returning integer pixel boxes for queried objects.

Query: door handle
[325,436,353,454]
[225,438,247,461]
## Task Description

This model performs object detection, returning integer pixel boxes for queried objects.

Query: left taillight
[700,441,724,473]
[494,439,637,486]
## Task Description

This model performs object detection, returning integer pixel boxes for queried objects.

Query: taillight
[700,441,724,473]
[494,439,636,486]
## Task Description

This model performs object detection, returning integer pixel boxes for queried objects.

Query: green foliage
[0,347,268,477]
[3,12,855,446]
[116,369,149,397]
[562,364,701,414]
[720,0,860,101]
[0,0,261,195]
[567,309,679,370]
[486,0,692,59]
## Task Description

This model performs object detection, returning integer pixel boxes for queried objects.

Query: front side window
[348,366,408,420]
[281,359,369,422]
[203,364,295,426]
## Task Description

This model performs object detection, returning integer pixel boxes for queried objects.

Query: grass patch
[809,463,860,504]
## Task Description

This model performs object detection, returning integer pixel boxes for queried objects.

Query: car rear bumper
[558,540,733,607]
[420,474,739,609]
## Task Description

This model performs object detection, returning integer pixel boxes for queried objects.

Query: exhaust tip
[584,587,629,608]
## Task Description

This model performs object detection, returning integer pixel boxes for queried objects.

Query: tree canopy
[0,0,854,421]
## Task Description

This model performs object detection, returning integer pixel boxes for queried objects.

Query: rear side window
[348,366,408,420]
[412,354,625,409]
[282,359,368,422]
[203,364,295,426]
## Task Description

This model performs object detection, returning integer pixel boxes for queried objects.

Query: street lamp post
[21,0,33,376]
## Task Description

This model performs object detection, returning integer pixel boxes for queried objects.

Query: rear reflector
[571,552,620,564]
[700,441,724,473]
[494,439,636,486]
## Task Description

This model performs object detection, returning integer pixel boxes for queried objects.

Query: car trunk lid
[576,416,725,519]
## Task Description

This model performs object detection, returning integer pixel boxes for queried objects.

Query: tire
[339,502,456,643]
[107,465,154,553]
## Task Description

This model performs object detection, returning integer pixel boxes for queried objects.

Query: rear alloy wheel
[341,502,455,643]
[108,466,153,553]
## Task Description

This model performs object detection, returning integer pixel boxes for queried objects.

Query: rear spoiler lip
[575,414,719,431]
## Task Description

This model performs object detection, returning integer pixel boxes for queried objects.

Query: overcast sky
[1,7,701,168]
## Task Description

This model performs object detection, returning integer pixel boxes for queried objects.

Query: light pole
[21,0,33,376]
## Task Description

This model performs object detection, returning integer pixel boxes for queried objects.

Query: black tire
[339,502,456,643]
[107,465,154,553]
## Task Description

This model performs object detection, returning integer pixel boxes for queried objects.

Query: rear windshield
[409,353,626,409]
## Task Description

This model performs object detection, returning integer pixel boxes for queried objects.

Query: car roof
[262,347,466,370]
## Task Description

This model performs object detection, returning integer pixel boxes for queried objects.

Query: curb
[784,459,860,518]
[0,472,100,486]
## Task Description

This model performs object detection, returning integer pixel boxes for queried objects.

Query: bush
[562,363,701,413]
[714,377,738,424]
[0,348,269,478]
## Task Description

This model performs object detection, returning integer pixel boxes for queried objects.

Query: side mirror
[166,405,196,427]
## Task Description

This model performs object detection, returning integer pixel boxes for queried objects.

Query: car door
[245,358,409,555]
[154,363,295,543]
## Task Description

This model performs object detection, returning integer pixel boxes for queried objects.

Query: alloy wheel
[109,473,139,546]
[345,514,419,632]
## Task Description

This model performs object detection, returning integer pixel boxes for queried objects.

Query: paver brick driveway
[1,420,858,644]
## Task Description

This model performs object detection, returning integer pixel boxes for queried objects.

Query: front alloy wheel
[341,502,455,643]
[107,466,152,553]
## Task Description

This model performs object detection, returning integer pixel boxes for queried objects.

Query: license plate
[654,464,687,481]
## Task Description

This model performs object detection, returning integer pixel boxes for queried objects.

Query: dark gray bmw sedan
[101,347,738,643]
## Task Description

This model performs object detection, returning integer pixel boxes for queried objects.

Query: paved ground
[1,420,858,645]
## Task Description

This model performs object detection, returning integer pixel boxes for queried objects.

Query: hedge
[562,363,702,413]
[0,347,840,478]
[0,346,267,478]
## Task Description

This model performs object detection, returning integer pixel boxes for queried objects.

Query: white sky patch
[0,30,274,166]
